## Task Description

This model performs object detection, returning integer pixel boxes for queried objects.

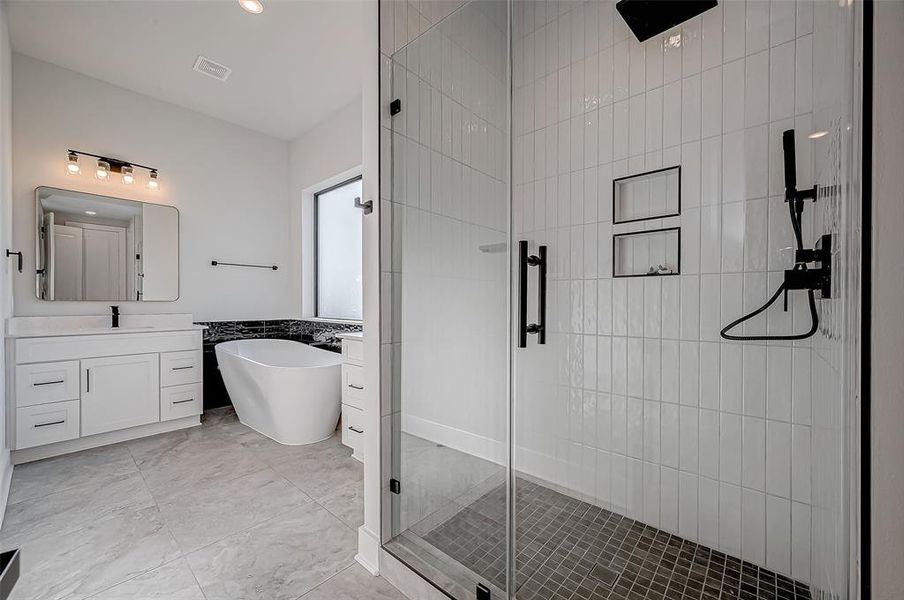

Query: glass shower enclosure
[381,1,863,599]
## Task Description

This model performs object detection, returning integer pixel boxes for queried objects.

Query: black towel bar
[211,261,278,271]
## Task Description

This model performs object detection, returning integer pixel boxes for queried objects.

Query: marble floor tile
[129,431,262,503]
[0,471,155,550]
[317,480,365,529]
[186,503,357,600]
[241,430,342,467]
[88,558,205,600]
[8,445,138,505]
[270,443,363,500]
[157,467,311,553]
[300,564,408,600]
[9,505,180,600]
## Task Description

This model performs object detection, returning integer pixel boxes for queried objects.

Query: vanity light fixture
[66,151,80,175]
[239,0,263,14]
[148,170,160,190]
[95,160,110,181]
[65,150,160,190]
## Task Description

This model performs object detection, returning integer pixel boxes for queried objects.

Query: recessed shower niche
[612,165,680,224]
[613,227,680,277]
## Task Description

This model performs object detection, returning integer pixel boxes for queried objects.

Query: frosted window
[316,176,363,321]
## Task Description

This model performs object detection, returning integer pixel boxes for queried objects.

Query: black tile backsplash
[194,319,362,410]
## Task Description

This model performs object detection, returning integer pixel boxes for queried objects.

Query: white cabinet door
[81,353,160,436]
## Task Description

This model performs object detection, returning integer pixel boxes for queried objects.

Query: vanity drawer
[15,361,80,408]
[341,404,364,460]
[341,364,365,409]
[342,338,364,363]
[160,350,202,387]
[160,383,203,421]
[16,400,80,450]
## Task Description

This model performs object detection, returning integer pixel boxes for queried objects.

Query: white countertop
[6,314,206,339]
[336,331,363,340]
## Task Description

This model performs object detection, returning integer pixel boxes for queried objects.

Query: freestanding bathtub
[215,339,343,445]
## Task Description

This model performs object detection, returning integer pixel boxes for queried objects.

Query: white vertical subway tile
[746,0,770,55]
[661,340,680,404]
[721,204,745,273]
[767,346,793,421]
[629,94,646,157]
[613,40,630,101]
[613,100,630,160]
[643,339,661,401]
[611,453,627,512]
[679,341,700,407]
[719,483,743,555]
[770,0,796,46]
[644,278,662,338]
[646,38,664,90]
[699,409,720,479]
[644,400,661,463]
[681,74,702,143]
[796,0,814,37]
[679,471,699,541]
[700,206,721,274]
[743,345,767,417]
[680,276,700,340]
[765,420,791,497]
[629,41,646,96]
[699,341,721,410]
[741,488,766,564]
[722,59,746,133]
[722,0,746,62]
[701,3,723,70]
[645,88,664,152]
[681,141,702,208]
[679,405,699,473]
[791,424,811,503]
[660,466,680,533]
[791,501,811,582]
[661,403,680,469]
[699,476,720,547]
[627,457,644,519]
[612,337,628,396]
[720,343,744,414]
[795,35,813,116]
[699,274,721,341]
[662,81,683,148]
[791,347,812,425]
[766,495,791,575]
[742,416,766,491]
[611,395,628,455]
[681,17,702,76]
[663,28,683,84]
[744,125,769,200]
[643,461,661,526]
[627,337,644,398]
[769,41,795,121]
[720,412,743,485]
[745,51,770,127]
[681,207,701,275]
[701,66,723,139]
[661,277,680,339]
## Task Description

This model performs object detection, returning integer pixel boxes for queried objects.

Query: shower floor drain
[588,563,620,589]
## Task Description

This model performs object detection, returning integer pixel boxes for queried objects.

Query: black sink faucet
[111,305,120,328]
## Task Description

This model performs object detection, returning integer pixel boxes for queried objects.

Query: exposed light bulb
[238,0,263,14]
[148,170,160,190]
[95,160,110,181]
[121,165,135,185]
[66,152,80,175]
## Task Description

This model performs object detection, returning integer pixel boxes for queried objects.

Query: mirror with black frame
[35,186,179,301]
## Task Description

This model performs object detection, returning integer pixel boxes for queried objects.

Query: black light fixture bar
[67,149,157,174]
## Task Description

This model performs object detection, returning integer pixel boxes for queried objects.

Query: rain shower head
[615,0,718,43]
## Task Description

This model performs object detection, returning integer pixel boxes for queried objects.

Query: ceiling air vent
[193,56,232,82]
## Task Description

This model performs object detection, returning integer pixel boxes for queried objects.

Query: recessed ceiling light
[808,130,829,139]
[85,211,97,216]
[239,0,263,14]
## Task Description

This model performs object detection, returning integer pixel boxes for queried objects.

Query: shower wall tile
[503,0,849,588]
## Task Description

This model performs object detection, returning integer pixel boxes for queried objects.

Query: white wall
[12,54,294,321]
[289,98,363,318]
[0,5,13,523]
[871,1,904,597]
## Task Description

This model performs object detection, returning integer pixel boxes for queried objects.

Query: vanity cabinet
[338,332,365,462]
[7,324,205,463]
[81,354,160,436]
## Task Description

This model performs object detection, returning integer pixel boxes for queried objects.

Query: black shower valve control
[783,233,833,301]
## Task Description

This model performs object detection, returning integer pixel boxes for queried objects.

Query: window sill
[304,317,363,326]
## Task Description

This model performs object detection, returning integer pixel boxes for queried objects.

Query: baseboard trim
[0,450,12,527]
[11,416,200,464]
[401,415,506,466]
[356,525,381,575]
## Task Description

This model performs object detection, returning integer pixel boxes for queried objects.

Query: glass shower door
[384,1,512,598]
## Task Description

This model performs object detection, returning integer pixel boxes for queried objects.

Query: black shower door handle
[518,241,547,348]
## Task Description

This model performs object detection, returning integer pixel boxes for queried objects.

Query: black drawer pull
[347,425,364,434]
[347,384,364,390]
[172,365,194,371]
[33,380,64,386]
[34,420,65,428]
[172,398,195,405]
